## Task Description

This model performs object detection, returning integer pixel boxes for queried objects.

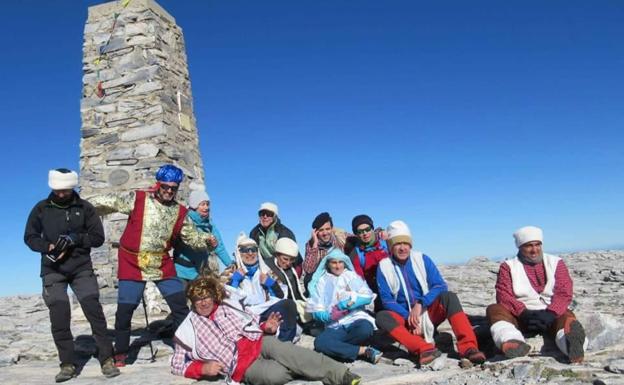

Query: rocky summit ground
[1,250,623,385]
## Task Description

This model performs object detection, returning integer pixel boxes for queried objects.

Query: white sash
[378,251,435,343]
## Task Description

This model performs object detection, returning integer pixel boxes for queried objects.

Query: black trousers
[42,269,113,365]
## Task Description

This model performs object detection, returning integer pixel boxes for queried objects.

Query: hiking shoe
[113,353,127,368]
[418,348,441,366]
[462,348,486,364]
[55,363,76,383]
[101,358,121,378]
[501,339,531,359]
[341,370,362,385]
[363,346,382,364]
[566,320,586,364]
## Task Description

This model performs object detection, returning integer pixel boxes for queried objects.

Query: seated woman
[307,248,381,364]
[226,233,298,342]
[170,275,362,385]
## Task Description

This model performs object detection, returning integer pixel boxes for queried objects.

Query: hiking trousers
[376,291,479,356]
[314,319,374,361]
[243,335,348,385]
[486,303,588,356]
[260,299,298,342]
[42,269,113,365]
[114,278,189,354]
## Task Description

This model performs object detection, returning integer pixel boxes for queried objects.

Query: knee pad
[115,303,138,330]
[376,311,401,331]
[439,291,463,316]
[164,291,189,327]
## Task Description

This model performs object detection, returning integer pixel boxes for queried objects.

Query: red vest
[118,191,188,281]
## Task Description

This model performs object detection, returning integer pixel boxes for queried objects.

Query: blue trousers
[115,278,188,354]
[314,319,374,361]
[260,299,298,342]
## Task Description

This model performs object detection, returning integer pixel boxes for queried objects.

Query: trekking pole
[141,293,157,362]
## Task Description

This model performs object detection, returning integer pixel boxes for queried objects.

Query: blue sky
[1,1,622,296]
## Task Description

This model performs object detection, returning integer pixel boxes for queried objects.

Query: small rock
[392,358,413,367]
[513,364,531,379]
[605,358,624,374]
[430,354,447,371]
[0,351,19,367]
[459,357,473,369]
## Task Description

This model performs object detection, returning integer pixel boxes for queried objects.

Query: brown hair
[186,274,227,304]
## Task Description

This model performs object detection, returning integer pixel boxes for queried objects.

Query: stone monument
[79,0,205,302]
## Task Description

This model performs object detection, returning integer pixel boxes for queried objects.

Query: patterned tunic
[91,190,211,281]
[495,258,573,317]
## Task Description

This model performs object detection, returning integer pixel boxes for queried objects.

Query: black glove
[49,235,75,257]
[533,310,557,330]
[66,233,79,245]
[520,309,556,333]
[518,309,539,325]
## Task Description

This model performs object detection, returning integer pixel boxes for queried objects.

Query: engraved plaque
[108,169,130,186]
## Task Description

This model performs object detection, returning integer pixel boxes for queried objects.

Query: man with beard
[90,164,217,366]
[487,226,587,363]
[302,212,348,289]
[24,168,120,382]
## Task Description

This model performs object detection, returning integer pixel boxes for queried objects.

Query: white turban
[48,169,78,190]
[513,226,543,248]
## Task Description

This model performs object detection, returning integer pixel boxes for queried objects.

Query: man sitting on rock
[487,226,588,363]
[375,220,485,366]
[302,212,348,289]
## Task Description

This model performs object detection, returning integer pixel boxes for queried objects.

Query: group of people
[24,164,588,384]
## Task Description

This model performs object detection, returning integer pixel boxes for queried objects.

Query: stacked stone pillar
[79,0,205,302]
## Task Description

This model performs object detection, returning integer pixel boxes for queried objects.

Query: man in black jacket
[24,168,119,382]
[249,201,303,266]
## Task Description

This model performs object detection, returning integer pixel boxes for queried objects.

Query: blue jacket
[376,253,447,319]
[174,210,232,280]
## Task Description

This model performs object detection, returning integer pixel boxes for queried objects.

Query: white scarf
[378,250,435,343]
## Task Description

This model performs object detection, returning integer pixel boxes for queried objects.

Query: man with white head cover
[307,248,381,364]
[226,232,298,342]
[487,226,587,363]
[375,220,485,366]
[24,168,120,381]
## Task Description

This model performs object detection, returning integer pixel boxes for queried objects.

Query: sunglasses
[160,184,179,192]
[355,226,372,235]
[259,210,275,218]
[239,246,258,254]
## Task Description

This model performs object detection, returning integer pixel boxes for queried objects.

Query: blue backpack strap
[380,239,388,253]
[355,246,366,269]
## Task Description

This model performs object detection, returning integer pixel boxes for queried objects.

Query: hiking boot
[363,346,382,364]
[101,358,121,378]
[565,320,585,364]
[341,370,362,385]
[501,339,531,359]
[418,348,441,366]
[55,363,76,383]
[113,353,128,368]
[462,348,486,364]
